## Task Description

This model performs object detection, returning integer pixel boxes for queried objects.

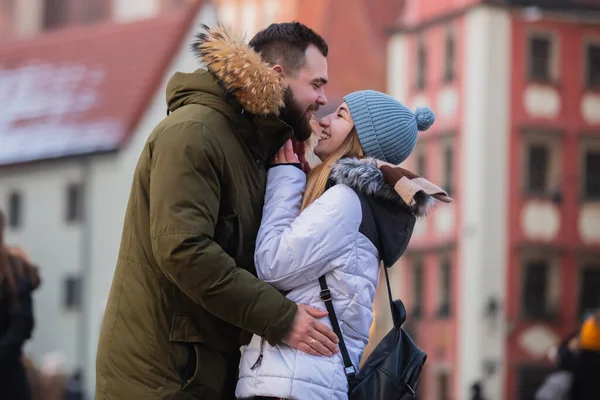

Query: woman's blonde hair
[301,128,364,211]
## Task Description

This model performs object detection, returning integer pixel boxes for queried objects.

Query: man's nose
[317,93,327,106]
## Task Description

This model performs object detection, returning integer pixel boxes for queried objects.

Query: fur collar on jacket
[192,25,284,116]
[330,158,447,217]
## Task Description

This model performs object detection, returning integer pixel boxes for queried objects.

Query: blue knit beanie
[343,90,435,165]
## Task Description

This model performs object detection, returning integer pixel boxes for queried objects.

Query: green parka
[96,27,297,400]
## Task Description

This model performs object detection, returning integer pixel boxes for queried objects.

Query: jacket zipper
[250,338,265,370]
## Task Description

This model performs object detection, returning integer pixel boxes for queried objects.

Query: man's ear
[272,64,285,77]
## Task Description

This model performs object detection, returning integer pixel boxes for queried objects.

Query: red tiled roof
[0,3,203,167]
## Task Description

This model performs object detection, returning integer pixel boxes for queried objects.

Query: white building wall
[13,0,43,37]
[386,33,410,308]
[83,3,217,397]
[459,6,511,400]
[0,161,87,373]
[387,34,410,104]
[218,1,238,28]
[111,0,161,22]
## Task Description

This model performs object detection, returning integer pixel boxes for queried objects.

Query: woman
[0,210,40,400]
[236,90,451,400]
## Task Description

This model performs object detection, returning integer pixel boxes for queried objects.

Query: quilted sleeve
[255,166,362,291]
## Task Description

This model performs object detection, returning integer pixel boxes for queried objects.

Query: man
[96,22,337,399]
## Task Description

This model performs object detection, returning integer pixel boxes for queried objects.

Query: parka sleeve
[0,276,34,373]
[255,166,362,291]
[149,122,296,345]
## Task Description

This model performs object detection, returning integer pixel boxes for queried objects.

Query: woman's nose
[319,115,330,127]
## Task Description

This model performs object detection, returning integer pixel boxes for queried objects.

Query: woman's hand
[292,139,311,173]
[272,139,300,165]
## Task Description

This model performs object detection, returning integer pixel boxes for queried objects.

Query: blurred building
[214,0,405,109]
[387,0,600,399]
[0,0,201,40]
[0,0,216,397]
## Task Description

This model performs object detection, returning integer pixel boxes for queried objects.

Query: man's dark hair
[249,22,328,76]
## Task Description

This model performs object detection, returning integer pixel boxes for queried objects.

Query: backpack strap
[318,276,357,379]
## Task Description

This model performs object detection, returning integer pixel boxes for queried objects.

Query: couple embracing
[96,21,451,400]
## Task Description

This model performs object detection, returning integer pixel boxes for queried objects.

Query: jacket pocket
[178,343,199,391]
[169,314,238,398]
[169,315,202,391]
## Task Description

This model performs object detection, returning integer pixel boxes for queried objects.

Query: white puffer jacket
[236,158,425,400]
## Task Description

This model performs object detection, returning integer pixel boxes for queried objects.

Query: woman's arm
[255,168,362,291]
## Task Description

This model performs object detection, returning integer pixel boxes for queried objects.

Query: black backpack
[319,266,427,400]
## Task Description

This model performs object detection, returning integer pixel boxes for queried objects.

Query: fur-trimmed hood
[329,158,451,217]
[165,25,295,162]
[191,25,283,116]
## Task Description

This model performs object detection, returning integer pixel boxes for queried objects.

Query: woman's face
[313,102,355,160]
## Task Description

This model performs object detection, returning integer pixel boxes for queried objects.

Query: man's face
[279,87,314,141]
[281,45,328,121]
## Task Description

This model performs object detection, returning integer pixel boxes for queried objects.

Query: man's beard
[279,87,314,142]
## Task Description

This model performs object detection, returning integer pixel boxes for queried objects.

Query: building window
[416,39,427,90]
[64,275,82,310]
[65,183,84,223]
[522,133,560,197]
[43,0,70,29]
[527,143,549,194]
[84,0,109,23]
[443,30,455,83]
[412,260,424,318]
[441,139,455,196]
[162,0,191,10]
[0,0,15,38]
[521,257,559,320]
[7,191,22,229]
[581,144,600,201]
[579,264,600,319]
[437,257,451,318]
[528,34,554,82]
[586,43,600,89]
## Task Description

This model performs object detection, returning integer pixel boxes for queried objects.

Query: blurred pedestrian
[471,381,485,400]
[64,369,84,400]
[571,309,600,400]
[0,210,40,400]
[535,332,577,400]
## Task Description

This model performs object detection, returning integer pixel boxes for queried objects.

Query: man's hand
[282,304,339,357]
